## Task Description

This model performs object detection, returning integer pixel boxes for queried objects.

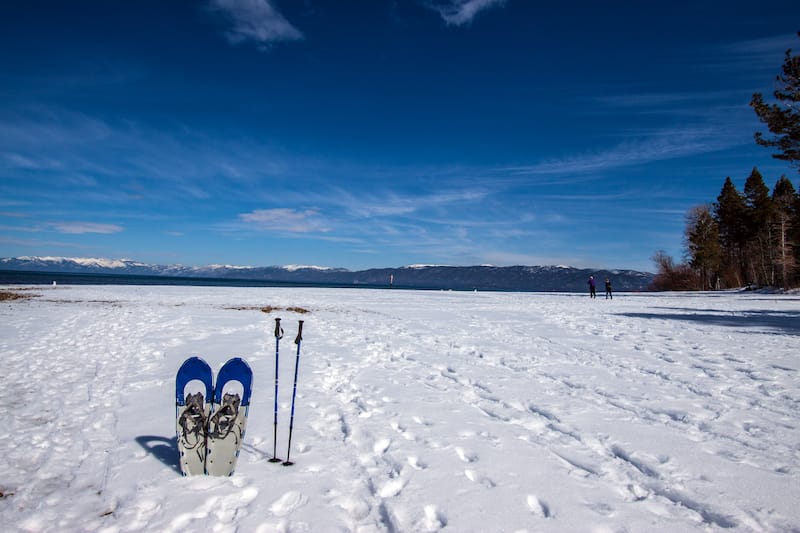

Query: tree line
[652,169,798,290]
[652,32,799,291]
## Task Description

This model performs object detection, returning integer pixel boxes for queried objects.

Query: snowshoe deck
[206,357,252,476]
[175,356,213,476]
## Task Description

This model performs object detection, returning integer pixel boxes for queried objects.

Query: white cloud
[208,0,303,48]
[239,208,328,233]
[424,0,507,26]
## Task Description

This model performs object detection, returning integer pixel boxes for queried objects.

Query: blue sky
[1,1,798,272]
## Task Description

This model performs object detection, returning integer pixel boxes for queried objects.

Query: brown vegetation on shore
[0,290,34,301]
[224,305,310,314]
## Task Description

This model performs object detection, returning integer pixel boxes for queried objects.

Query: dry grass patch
[0,290,34,301]
[225,305,311,314]
[263,305,310,315]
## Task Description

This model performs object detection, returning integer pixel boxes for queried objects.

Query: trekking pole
[269,317,283,463]
[283,320,304,466]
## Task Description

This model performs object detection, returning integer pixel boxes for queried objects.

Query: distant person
[605,278,612,299]
[587,275,597,298]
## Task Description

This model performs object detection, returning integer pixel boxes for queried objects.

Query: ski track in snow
[1,286,799,532]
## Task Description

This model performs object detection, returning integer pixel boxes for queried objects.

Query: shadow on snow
[135,435,181,475]
[616,309,800,336]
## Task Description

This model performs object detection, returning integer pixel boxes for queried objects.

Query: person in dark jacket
[605,278,612,299]
[588,276,597,298]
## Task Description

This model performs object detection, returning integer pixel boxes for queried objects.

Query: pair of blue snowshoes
[175,357,253,476]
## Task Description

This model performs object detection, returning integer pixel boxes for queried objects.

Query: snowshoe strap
[208,393,242,439]
[178,392,207,448]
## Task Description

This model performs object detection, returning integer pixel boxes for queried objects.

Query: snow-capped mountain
[0,256,654,292]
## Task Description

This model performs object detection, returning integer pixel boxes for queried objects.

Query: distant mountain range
[0,256,654,292]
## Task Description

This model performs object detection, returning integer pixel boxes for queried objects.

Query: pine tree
[685,205,722,290]
[795,191,800,280]
[714,177,748,287]
[743,168,774,286]
[772,176,797,288]
[751,32,800,171]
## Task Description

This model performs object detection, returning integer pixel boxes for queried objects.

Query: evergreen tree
[743,168,774,285]
[795,185,800,273]
[751,32,800,171]
[795,189,800,278]
[772,176,798,288]
[714,177,748,286]
[685,205,722,290]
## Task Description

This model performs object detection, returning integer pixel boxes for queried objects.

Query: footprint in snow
[269,491,308,517]
[407,456,428,470]
[455,446,478,463]
[464,469,495,488]
[378,477,407,498]
[391,420,417,441]
[413,416,433,426]
[421,504,447,531]
[526,494,551,518]
[373,438,391,455]
[334,496,371,521]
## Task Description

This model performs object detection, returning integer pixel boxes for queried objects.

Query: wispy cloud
[0,106,299,209]
[703,33,798,74]
[0,107,111,148]
[239,208,329,233]
[51,222,124,234]
[208,0,303,49]
[235,186,491,244]
[0,236,94,249]
[327,188,489,219]
[422,0,507,26]
[593,91,735,111]
[0,224,39,233]
[503,126,744,177]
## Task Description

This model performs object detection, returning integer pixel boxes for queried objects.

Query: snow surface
[281,265,335,272]
[12,256,148,269]
[1,285,799,532]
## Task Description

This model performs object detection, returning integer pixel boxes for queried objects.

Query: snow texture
[1,285,799,532]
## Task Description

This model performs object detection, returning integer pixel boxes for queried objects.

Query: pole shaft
[270,318,283,462]
[283,320,304,466]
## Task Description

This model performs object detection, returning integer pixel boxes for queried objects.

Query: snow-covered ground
[1,285,799,532]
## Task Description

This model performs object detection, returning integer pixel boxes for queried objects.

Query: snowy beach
[1,285,799,532]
